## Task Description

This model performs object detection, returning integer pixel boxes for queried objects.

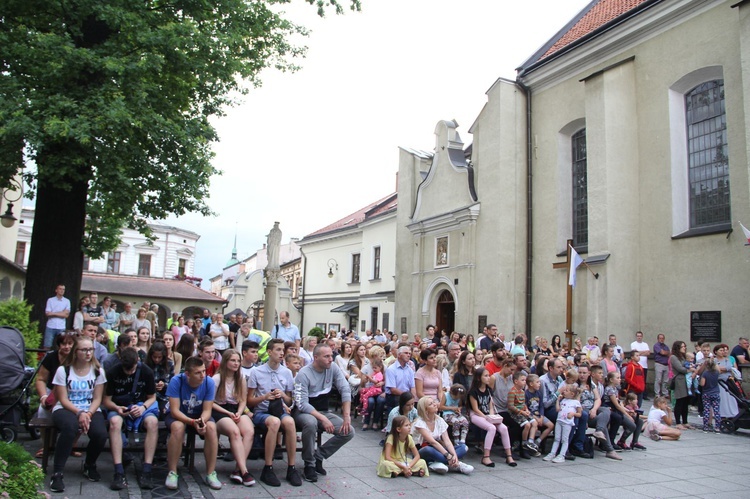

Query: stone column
[264,222,282,331]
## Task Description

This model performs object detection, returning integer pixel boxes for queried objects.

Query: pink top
[415,367,442,398]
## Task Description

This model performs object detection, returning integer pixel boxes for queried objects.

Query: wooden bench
[31,417,322,473]
[30,417,196,473]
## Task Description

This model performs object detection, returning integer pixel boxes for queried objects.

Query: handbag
[42,391,57,411]
[267,397,285,418]
[668,377,676,391]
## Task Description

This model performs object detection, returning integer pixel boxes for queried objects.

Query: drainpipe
[516,79,533,337]
[299,248,307,333]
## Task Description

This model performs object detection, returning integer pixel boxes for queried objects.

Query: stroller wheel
[1,427,17,443]
[26,424,40,440]
[720,420,736,434]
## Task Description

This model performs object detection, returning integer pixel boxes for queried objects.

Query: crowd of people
[38,288,749,491]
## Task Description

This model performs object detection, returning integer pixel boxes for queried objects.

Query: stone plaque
[400,317,407,335]
[690,311,721,343]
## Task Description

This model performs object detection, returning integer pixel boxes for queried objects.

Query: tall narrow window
[571,128,588,248]
[82,255,90,271]
[686,80,730,228]
[138,254,152,276]
[351,253,360,284]
[178,258,187,277]
[14,242,25,266]
[107,251,121,274]
[373,246,381,280]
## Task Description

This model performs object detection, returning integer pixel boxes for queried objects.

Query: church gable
[410,120,477,223]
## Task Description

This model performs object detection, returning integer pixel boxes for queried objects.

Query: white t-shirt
[647,407,667,424]
[212,373,238,404]
[52,365,107,412]
[411,416,449,446]
[210,323,230,350]
[630,341,650,368]
[558,398,581,426]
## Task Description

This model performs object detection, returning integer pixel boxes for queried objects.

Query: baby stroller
[0,325,41,443]
[717,378,750,434]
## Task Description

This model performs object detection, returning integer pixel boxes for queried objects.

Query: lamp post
[327,258,338,278]
[0,178,22,228]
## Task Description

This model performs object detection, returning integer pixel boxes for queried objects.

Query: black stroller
[717,378,750,433]
[0,325,41,443]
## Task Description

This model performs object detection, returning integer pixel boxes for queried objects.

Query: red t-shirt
[485,361,503,376]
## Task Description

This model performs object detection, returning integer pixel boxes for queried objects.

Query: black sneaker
[50,473,65,493]
[564,452,576,461]
[286,466,302,487]
[260,465,281,487]
[140,471,154,490]
[83,464,101,482]
[315,459,327,476]
[110,472,127,491]
[571,449,593,459]
[303,465,318,482]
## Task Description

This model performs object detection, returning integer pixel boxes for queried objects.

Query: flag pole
[582,261,599,279]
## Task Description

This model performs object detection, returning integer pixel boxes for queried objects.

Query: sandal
[361,424,369,431]
[416,469,425,477]
[505,456,517,467]
[71,451,82,458]
[481,457,495,468]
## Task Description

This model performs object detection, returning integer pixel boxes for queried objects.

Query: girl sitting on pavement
[377,416,428,478]
[646,396,681,441]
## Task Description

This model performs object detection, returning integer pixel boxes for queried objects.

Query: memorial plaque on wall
[401,317,407,335]
[478,315,487,335]
[690,311,721,343]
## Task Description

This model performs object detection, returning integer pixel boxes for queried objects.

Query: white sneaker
[552,455,566,463]
[457,462,474,474]
[428,462,449,475]
[543,453,555,462]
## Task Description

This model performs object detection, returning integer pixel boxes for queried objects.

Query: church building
[396,0,750,348]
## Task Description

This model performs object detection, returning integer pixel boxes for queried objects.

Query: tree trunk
[24,154,88,345]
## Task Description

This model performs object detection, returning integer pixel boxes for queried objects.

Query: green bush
[307,327,325,340]
[0,299,41,367]
[0,441,45,498]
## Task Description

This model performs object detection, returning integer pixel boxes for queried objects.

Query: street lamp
[327,258,338,278]
[0,179,22,229]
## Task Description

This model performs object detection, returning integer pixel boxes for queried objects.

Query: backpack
[583,434,596,458]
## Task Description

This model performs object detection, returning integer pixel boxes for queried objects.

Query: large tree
[0,0,359,338]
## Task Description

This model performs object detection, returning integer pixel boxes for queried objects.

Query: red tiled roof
[303,193,398,239]
[541,0,649,60]
[81,273,226,303]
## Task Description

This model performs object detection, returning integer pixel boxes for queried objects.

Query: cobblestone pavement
[21,402,750,498]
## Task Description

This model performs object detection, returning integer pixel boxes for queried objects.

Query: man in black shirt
[103,348,157,491]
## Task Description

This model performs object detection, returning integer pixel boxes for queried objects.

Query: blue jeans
[43,327,64,348]
[570,411,590,452]
[363,394,385,425]
[418,442,468,464]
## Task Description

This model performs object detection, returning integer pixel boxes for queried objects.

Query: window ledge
[369,278,381,282]
[556,246,587,258]
[348,281,360,286]
[672,223,731,240]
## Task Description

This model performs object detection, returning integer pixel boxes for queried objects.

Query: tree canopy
[0,0,360,255]
[0,0,359,339]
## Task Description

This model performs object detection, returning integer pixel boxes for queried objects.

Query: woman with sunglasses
[49,335,108,493]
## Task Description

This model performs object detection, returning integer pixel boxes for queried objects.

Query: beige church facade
[396,0,750,348]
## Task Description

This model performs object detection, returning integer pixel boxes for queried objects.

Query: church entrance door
[435,290,455,336]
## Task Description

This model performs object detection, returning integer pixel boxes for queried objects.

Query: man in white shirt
[44,284,71,348]
[630,331,650,399]
[608,334,624,366]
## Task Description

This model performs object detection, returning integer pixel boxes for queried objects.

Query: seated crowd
[40,318,720,492]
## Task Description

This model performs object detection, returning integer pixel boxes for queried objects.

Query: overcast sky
[165,0,592,284]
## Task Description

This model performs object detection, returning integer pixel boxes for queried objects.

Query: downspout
[299,248,307,333]
[516,79,533,337]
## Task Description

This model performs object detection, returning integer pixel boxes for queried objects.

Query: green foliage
[0,0,360,257]
[307,327,325,340]
[0,441,45,499]
[0,300,40,366]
